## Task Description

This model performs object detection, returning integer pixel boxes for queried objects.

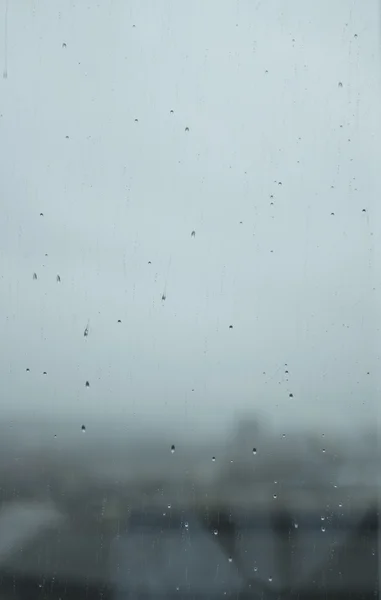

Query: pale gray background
[0,0,379,441]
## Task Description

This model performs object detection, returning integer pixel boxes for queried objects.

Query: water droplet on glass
[268,576,273,583]
[162,293,166,301]
[33,273,37,280]
[252,448,257,455]
[43,371,47,375]
[289,393,293,398]
[321,526,326,532]
[134,118,138,122]
[229,325,233,329]
[84,325,89,337]
[362,208,366,212]
[170,109,174,114]
[184,521,189,529]
[26,368,30,372]
[56,275,61,282]
[168,504,171,509]
[171,444,175,453]
[185,127,189,132]
[228,557,233,563]
[40,212,44,216]
[213,529,218,536]
[294,522,299,529]
[282,433,286,438]
[191,230,196,237]
[338,81,343,87]
[62,42,67,48]
[273,494,277,499]
[81,424,86,432]
[85,381,90,387]
[321,516,325,521]
[117,319,122,323]
[322,448,326,453]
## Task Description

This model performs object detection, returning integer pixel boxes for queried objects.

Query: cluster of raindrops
[32,272,61,282]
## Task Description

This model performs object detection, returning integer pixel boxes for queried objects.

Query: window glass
[0,1,379,598]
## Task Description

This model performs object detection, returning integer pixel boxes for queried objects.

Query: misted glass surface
[0,1,379,598]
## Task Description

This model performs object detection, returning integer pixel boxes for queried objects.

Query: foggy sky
[0,0,379,439]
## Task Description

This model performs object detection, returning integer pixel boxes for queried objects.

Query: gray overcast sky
[0,0,379,438]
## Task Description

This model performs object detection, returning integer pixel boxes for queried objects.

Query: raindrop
[273,494,277,499]
[282,433,286,438]
[170,109,174,114]
[294,522,299,529]
[191,230,196,237]
[285,370,289,373]
[184,521,189,529]
[354,33,358,38]
[56,275,61,282]
[134,118,138,122]
[33,273,38,280]
[229,325,233,329]
[362,208,366,212]
[168,504,171,509]
[162,293,166,301]
[268,576,273,583]
[40,212,44,216]
[65,135,69,139]
[331,212,335,216]
[228,557,233,563]
[185,127,189,132]
[254,566,258,572]
[338,81,343,87]
[43,371,47,375]
[278,181,282,186]
[117,319,122,323]
[81,424,86,432]
[213,529,218,536]
[289,393,293,398]
[321,516,325,521]
[252,448,257,455]
[62,42,67,48]
[212,456,216,462]
[148,261,152,264]
[321,526,326,532]
[26,368,30,372]
[322,448,326,453]
[171,444,175,453]
[84,324,89,337]
[85,381,90,387]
